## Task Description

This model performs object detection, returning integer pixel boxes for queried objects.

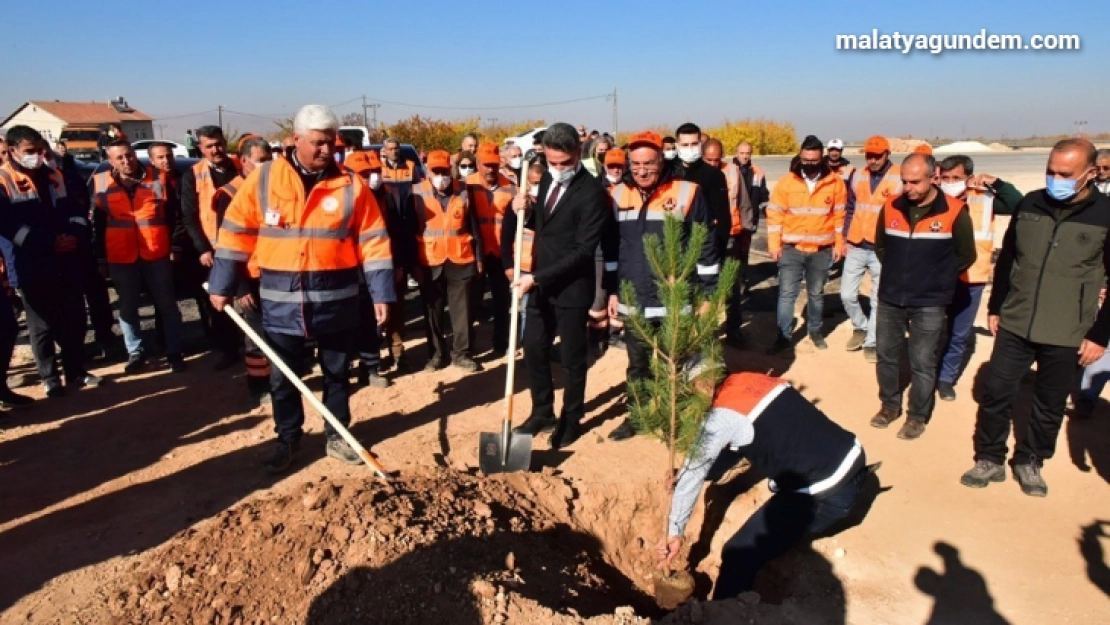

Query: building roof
[2,100,153,127]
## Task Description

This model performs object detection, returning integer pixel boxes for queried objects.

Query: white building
[0,97,154,143]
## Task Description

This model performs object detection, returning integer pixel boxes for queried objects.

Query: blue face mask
[1045,175,1084,201]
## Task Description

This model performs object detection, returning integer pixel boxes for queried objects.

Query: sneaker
[326,437,362,465]
[809,333,828,350]
[0,388,34,409]
[168,355,187,373]
[845,329,866,352]
[67,373,104,389]
[124,353,147,374]
[608,418,637,441]
[452,356,480,373]
[937,381,957,402]
[264,440,299,474]
[366,370,390,388]
[424,357,447,372]
[862,347,877,363]
[766,336,793,355]
[44,379,65,399]
[1013,462,1048,497]
[514,413,557,435]
[870,406,901,429]
[896,418,927,440]
[960,460,1006,488]
[212,351,239,371]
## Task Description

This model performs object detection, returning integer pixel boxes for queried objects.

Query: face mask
[549,166,575,185]
[596,151,607,162]
[606,173,621,184]
[663,149,677,160]
[18,153,43,170]
[1045,175,1085,201]
[458,166,475,177]
[528,186,540,199]
[432,175,450,191]
[940,180,967,197]
[801,163,821,178]
[678,146,702,164]
[1097,180,1110,195]
[369,172,382,190]
[509,157,522,169]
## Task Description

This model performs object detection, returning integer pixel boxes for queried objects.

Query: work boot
[212,351,239,371]
[608,418,637,441]
[515,412,557,435]
[168,355,187,373]
[960,460,1006,488]
[809,333,828,350]
[424,357,447,372]
[264,440,299,474]
[124,352,147,374]
[1013,462,1048,497]
[551,420,581,450]
[0,387,34,409]
[44,379,65,399]
[766,336,793,355]
[870,406,901,429]
[845,329,866,352]
[326,437,362,466]
[358,364,390,388]
[452,356,481,373]
[862,347,877,363]
[937,381,957,402]
[896,418,927,440]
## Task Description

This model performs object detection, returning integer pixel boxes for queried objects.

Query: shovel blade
[478,431,532,474]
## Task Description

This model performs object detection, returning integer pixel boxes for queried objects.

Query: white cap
[828,139,844,150]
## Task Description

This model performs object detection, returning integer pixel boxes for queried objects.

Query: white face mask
[458,166,475,178]
[19,152,43,170]
[549,165,575,185]
[663,149,677,160]
[432,175,450,191]
[509,157,523,169]
[369,172,382,190]
[1098,180,1110,195]
[678,145,702,164]
[940,180,967,198]
[528,185,539,199]
[606,173,621,184]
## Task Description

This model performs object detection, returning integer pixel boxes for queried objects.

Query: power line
[365,93,611,111]
[151,109,217,120]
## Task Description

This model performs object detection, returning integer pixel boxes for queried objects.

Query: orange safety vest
[721,162,742,236]
[610,179,698,222]
[192,161,222,247]
[413,179,474,267]
[520,228,535,273]
[91,167,171,264]
[214,176,262,279]
[382,158,416,183]
[713,372,790,419]
[0,163,69,206]
[765,173,847,254]
[961,188,995,283]
[466,172,516,258]
[829,162,856,184]
[847,164,901,245]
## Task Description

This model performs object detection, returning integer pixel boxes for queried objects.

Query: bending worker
[659,372,872,599]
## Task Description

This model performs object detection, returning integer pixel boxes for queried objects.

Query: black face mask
[801,162,821,177]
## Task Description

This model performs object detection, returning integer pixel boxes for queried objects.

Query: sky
[4,0,1107,143]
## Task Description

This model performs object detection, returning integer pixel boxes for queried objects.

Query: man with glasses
[1096,149,1110,196]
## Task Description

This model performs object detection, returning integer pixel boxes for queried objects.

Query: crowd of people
[2,102,1110,598]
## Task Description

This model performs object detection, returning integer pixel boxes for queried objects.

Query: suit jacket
[529,167,610,308]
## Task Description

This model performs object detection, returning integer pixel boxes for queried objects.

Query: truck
[59,123,105,163]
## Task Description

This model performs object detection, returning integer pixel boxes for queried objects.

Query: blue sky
[5,0,1106,142]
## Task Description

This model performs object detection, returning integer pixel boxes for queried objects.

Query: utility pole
[369,103,379,127]
[155,123,167,139]
[610,87,618,138]
[362,95,370,127]
[218,104,224,129]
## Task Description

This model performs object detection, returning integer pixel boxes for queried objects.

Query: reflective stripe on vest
[93,168,170,263]
[256,162,355,241]
[847,165,902,245]
[723,163,742,235]
[610,179,696,222]
[193,161,221,245]
[414,180,474,266]
[0,164,68,205]
[962,189,996,283]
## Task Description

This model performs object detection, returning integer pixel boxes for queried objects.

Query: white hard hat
[828,139,845,150]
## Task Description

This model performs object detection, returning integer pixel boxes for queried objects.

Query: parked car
[339,125,374,148]
[130,140,190,159]
[502,126,547,161]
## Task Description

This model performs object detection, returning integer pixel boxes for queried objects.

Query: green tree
[620,216,740,477]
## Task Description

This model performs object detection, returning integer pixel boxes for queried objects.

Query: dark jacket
[989,187,1110,348]
[0,163,90,286]
[875,189,976,308]
[738,160,770,211]
[524,167,610,309]
[681,159,730,254]
[179,160,239,255]
[373,186,417,271]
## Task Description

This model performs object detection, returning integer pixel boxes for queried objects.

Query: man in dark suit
[509,123,611,449]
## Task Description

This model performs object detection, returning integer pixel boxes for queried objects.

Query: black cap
[801,135,823,151]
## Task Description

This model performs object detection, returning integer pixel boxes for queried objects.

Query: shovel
[205,284,390,480]
[478,179,533,474]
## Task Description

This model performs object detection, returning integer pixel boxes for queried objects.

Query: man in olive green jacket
[962,139,1110,497]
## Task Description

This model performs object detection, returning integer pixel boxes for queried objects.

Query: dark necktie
[545,183,562,215]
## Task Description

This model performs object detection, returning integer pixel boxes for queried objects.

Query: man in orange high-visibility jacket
[934,155,1022,402]
[705,139,755,348]
[181,125,241,370]
[209,104,396,474]
[467,142,517,355]
[765,135,848,354]
[841,136,901,361]
[92,139,187,375]
[413,150,483,373]
[212,136,274,407]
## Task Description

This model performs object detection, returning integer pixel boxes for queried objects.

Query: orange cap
[427,150,451,171]
[476,142,501,166]
[864,135,890,154]
[627,131,663,151]
[604,149,626,166]
[335,135,346,148]
[364,150,382,169]
[913,144,933,155]
[344,151,380,174]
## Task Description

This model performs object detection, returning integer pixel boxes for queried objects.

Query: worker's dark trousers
[484,254,511,353]
[356,286,382,370]
[418,268,474,362]
[713,453,867,600]
[79,256,116,345]
[724,230,753,340]
[0,289,18,384]
[973,328,1078,466]
[18,279,88,385]
[265,329,353,444]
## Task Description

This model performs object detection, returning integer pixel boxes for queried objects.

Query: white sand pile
[933,141,997,154]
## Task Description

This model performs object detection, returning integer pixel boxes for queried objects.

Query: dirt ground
[2,239,1109,624]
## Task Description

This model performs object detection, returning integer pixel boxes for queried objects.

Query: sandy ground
[2,230,1109,624]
